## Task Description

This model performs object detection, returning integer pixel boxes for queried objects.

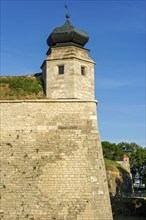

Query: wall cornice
[0,99,98,104]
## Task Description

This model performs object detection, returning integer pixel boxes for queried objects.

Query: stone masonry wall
[0,100,113,220]
[116,160,131,173]
[42,46,95,99]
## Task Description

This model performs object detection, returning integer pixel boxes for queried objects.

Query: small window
[58,65,64,74]
[81,66,86,75]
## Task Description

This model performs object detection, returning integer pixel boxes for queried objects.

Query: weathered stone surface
[41,46,95,100]
[0,100,113,219]
[106,170,133,196]
[0,32,113,219]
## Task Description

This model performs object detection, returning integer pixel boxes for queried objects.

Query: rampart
[0,100,113,220]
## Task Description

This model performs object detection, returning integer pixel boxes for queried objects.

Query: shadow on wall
[115,167,133,196]
[111,197,146,218]
[106,166,133,197]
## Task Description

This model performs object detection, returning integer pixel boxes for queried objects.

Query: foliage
[102,141,146,184]
[0,74,45,99]
[102,141,123,161]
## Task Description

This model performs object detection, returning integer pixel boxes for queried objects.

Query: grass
[104,158,128,173]
[0,74,45,99]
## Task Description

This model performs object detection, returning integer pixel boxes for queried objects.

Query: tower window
[81,66,86,75]
[58,65,64,74]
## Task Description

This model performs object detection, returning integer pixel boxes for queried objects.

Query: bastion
[0,16,113,220]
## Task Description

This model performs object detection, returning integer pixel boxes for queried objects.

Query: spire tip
[64,4,70,21]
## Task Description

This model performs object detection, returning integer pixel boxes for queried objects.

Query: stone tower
[41,19,94,100]
[116,154,131,173]
[0,16,113,220]
[40,16,113,219]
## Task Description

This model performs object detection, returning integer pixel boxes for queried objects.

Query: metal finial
[64,4,70,21]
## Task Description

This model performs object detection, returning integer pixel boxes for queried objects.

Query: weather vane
[64,4,70,21]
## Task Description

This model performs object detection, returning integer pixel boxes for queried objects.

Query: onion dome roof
[47,17,89,48]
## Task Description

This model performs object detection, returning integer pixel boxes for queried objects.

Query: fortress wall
[0,100,112,220]
[116,161,131,173]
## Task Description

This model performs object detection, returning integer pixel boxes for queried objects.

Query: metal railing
[113,192,146,198]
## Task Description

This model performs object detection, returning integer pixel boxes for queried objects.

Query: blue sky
[1,0,145,147]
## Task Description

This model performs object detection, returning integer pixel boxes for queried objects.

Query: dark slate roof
[47,20,89,47]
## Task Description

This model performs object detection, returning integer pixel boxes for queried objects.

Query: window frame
[81,66,86,76]
[58,65,64,75]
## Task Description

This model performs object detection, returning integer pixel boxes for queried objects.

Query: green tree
[102,141,146,184]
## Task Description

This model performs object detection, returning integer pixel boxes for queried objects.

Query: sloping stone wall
[106,170,133,196]
[0,100,113,220]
